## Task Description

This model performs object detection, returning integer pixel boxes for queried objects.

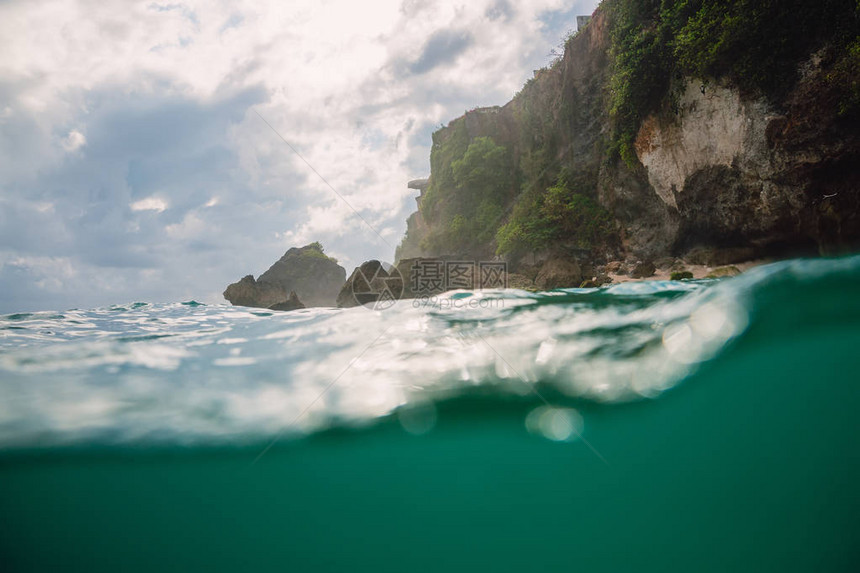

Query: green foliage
[670,271,694,280]
[421,121,470,216]
[546,189,614,245]
[495,187,553,254]
[451,136,512,212]
[495,173,615,255]
[674,0,858,95]
[452,137,508,188]
[607,0,673,165]
[447,214,469,245]
[606,0,859,167]
[828,38,860,117]
[475,198,505,242]
[495,220,525,256]
[418,135,513,253]
[299,242,337,264]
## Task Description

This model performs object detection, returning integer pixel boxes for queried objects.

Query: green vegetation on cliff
[607,0,860,164]
[420,135,513,254]
[418,131,614,258]
[496,170,614,256]
[300,241,339,264]
[828,37,860,117]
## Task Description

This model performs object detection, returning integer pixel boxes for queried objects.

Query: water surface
[1,256,858,571]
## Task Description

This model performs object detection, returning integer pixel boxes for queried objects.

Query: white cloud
[165,212,205,239]
[61,129,87,152]
[130,197,168,213]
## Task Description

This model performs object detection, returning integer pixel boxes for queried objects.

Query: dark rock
[337,260,404,308]
[224,243,346,309]
[407,178,430,191]
[579,262,596,281]
[706,266,742,278]
[673,166,766,255]
[515,263,541,282]
[653,256,679,270]
[269,291,305,311]
[535,258,582,290]
[223,275,290,309]
[599,158,679,260]
[684,246,756,267]
[669,259,688,272]
[506,273,538,291]
[630,261,656,279]
[395,258,441,299]
[396,256,514,296]
[579,273,612,288]
[256,243,346,307]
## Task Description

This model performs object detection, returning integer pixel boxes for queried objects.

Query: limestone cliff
[397,1,860,268]
[634,63,859,257]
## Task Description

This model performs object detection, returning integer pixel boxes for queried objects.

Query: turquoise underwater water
[0,256,858,572]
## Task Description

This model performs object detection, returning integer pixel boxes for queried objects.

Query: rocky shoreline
[488,254,767,292]
[598,258,765,285]
[224,242,771,311]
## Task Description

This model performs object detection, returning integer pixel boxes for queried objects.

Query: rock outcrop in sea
[269,291,305,311]
[337,261,395,308]
[224,243,345,309]
[338,257,474,307]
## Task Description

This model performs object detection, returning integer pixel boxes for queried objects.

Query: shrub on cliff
[419,136,512,254]
[299,241,338,263]
[607,0,673,166]
[420,121,470,216]
[828,38,860,117]
[496,173,615,256]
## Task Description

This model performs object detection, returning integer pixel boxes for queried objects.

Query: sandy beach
[604,258,774,285]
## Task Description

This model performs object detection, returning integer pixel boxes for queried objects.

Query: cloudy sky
[0,0,600,312]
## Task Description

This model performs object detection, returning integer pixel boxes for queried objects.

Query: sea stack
[223,242,346,309]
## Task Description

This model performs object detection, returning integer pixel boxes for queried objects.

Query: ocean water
[1,256,859,572]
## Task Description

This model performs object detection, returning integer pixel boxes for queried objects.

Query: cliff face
[633,59,859,257]
[398,3,860,267]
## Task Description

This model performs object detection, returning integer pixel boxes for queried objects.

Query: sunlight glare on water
[0,256,856,449]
